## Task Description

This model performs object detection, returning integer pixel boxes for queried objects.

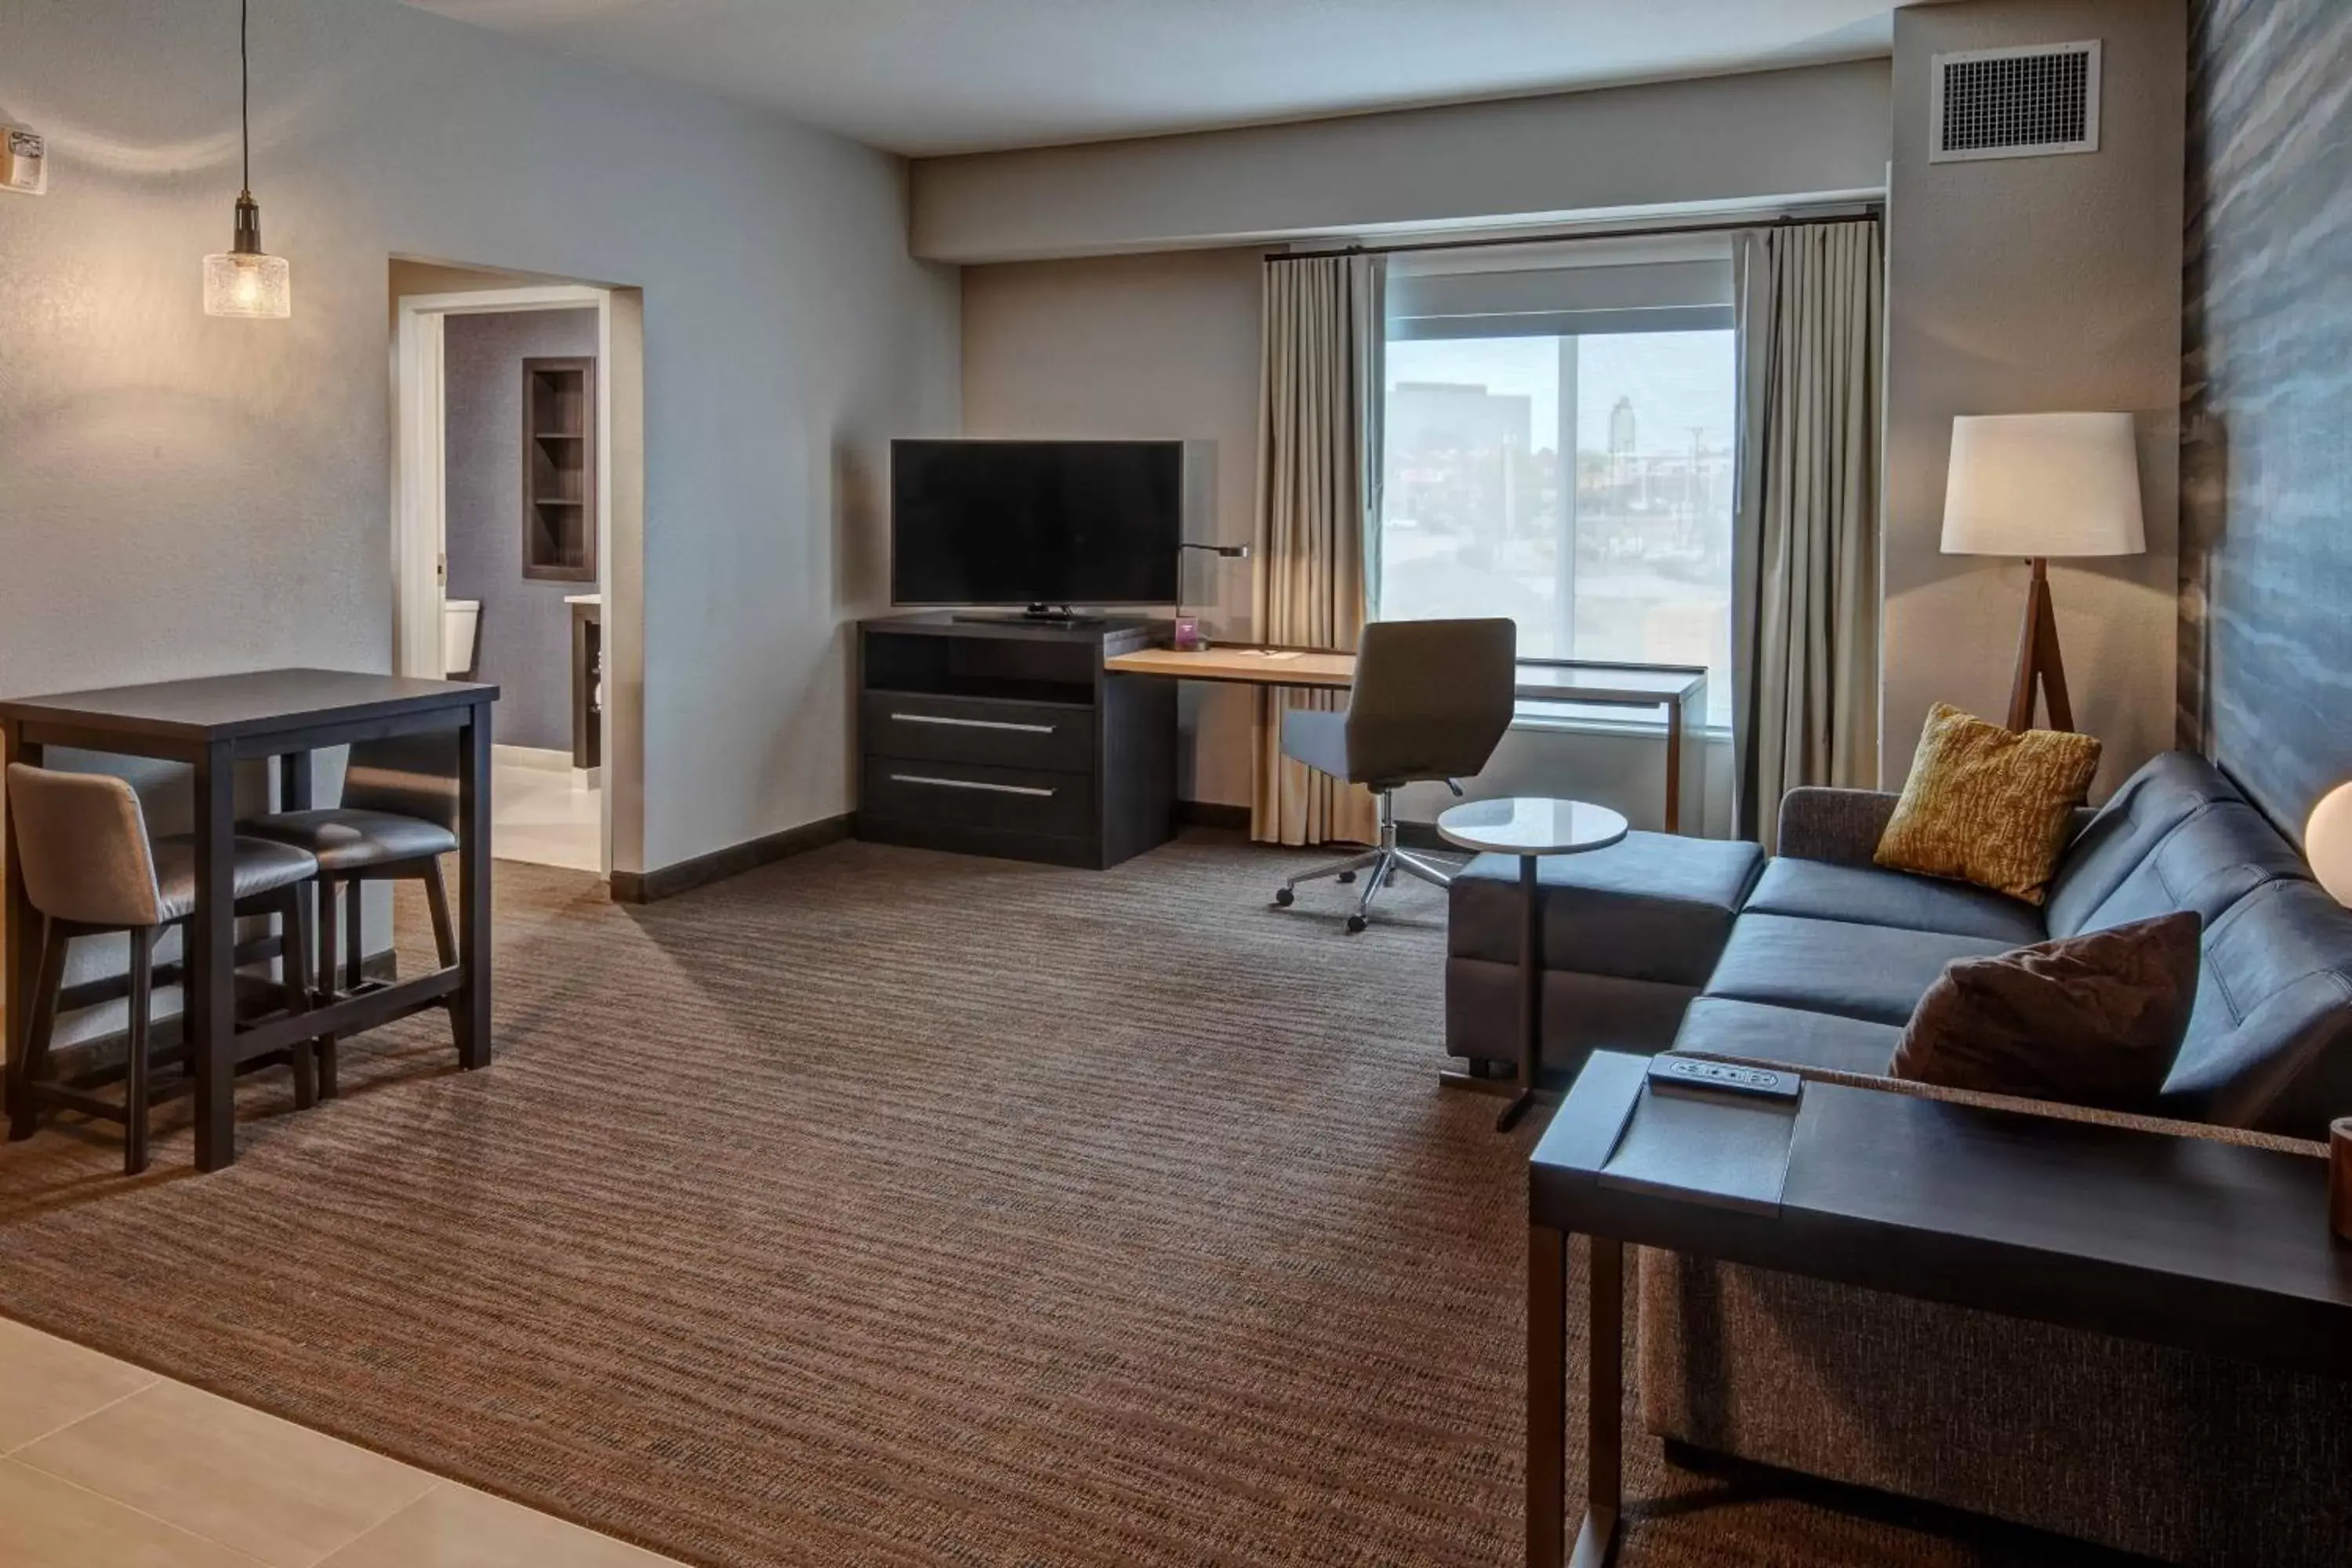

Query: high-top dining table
[1,669,497,1171]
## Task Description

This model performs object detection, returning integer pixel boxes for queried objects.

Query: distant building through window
[1377,328,1736,726]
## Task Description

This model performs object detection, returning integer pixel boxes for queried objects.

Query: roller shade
[1388,258,1733,341]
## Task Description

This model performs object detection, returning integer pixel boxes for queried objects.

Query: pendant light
[202,0,290,318]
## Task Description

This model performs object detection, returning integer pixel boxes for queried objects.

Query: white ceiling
[405,0,1899,158]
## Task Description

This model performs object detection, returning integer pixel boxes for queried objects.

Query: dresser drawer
[862,757,1096,840]
[862,692,1095,772]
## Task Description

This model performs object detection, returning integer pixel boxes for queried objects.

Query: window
[1377,249,1737,726]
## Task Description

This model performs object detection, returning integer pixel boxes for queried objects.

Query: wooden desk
[2,669,497,1171]
[1528,1054,2352,1567]
[1103,646,1708,833]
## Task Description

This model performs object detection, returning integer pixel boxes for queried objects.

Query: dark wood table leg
[1570,1236,1624,1568]
[454,700,493,1070]
[1529,1221,1567,1568]
[4,723,42,1139]
[277,748,320,1081]
[1662,696,1682,836]
[191,740,238,1171]
[1497,852,1541,1132]
[275,750,313,813]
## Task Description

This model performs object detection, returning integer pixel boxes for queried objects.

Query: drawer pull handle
[890,712,1057,735]
[890,773,1058,799]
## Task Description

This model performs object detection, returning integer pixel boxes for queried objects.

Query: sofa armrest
[1775,787,1903,867]
[1672,1047,2327,1157]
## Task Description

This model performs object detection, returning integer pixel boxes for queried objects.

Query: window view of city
[1378,330,1737,724]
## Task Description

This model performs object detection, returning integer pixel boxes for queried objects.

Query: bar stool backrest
[340,735,460,829]
[4,763,164,927]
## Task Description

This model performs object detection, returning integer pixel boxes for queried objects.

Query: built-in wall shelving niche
[522,356,596,583]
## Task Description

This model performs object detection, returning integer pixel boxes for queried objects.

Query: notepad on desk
[1232,649,1303,661]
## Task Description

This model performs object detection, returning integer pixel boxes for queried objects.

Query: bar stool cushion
[241,808,459,873]
[148,836,320,923]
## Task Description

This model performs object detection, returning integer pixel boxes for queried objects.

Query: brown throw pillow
[1875,703,2102,905]
[1890,913,2201,1109]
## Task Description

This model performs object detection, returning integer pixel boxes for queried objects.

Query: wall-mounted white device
[2,125,49,194]
[1930,41,2102,164]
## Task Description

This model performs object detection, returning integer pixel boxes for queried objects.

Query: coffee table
[1527,1051,2352,1567]
[1436,797,1628,1131]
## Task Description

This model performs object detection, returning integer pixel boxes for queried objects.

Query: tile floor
[491,758,601,873]
[0,1315,682,1567]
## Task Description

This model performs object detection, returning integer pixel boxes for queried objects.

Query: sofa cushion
[1892,913,2202,1110]
[2161,878,2352,1135]
[1671,996,1903,1077]
[2071,799,2310,935]
[1742,858,2045,944]
[2045,751,2242,937]
[1702,913,2013,1027]
[1448,832,1764,987]
[1873,703,2101,904]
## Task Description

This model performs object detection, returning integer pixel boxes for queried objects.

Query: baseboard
[609,813,854,904]
[1176,800,1250,830]
[493,744,573,774]
[1397,821,1449,853]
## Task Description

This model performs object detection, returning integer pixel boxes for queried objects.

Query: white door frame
[391,284,637,880]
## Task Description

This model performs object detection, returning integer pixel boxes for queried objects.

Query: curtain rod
[1266,205,1882,264]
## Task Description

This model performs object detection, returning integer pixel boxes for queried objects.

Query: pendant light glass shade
[204,0,289,318]
[203,250,291,318]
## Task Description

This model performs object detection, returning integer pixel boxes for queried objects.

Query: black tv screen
[891,440,1184,607]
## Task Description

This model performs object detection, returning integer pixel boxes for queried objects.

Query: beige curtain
[1731,220,1884,849]
[1251,254,1385,846]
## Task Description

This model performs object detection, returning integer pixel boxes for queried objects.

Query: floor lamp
[1940,413,2146,734]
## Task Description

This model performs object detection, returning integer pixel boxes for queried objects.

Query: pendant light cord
[240,0,251,193]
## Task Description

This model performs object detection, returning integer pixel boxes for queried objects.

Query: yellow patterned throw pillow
[1875,704,2102,905]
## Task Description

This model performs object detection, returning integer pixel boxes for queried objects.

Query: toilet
[442,598,481,677]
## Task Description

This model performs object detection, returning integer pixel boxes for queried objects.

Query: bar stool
[241,735,460,1095]
[4,764,321,1174]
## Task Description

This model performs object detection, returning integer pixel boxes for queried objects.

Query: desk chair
[241,735,460,1097]
[1272,618,1516,931]
[5,764,320,1173]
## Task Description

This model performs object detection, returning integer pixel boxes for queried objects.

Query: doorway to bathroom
[390,264,645,886]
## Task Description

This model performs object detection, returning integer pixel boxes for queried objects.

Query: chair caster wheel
[1337,870,1356,884]
[1345,914,1368,934]
[1272,887,1295,908]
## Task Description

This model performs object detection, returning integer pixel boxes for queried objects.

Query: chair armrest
[1776,787,1903,867]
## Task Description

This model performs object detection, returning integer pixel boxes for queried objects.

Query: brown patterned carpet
[0,833,2108,1566]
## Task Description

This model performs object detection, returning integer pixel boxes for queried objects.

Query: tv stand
[949,605,1106,627]
[857,612,1175,869]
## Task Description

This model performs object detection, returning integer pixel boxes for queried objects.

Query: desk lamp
[1174,542,1250,649]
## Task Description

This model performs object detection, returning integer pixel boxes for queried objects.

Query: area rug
[0,834,2088,1566]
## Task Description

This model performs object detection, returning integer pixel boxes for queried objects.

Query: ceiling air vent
[1930,40,2100,163]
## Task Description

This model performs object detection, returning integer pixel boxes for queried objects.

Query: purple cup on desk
[1172,615,1203,651]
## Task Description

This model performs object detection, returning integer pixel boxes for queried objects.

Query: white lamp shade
[2307,783,2352,906]
[1941,412,2145,558]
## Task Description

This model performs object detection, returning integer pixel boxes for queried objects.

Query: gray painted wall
[962,249,1265,808]
[443,309,600,752]
[1882,0,2185,797]
[2181,0,2352,837]
[913,60,1893,263]
[0,0,960,881]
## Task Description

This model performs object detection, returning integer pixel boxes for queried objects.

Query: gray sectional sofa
[1446,750,2352,1563]
[1447,750,2352,1135]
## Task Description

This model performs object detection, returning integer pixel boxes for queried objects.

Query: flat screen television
[891,439,1184,608]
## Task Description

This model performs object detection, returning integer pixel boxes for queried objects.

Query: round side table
[1437,797,1629,1131]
